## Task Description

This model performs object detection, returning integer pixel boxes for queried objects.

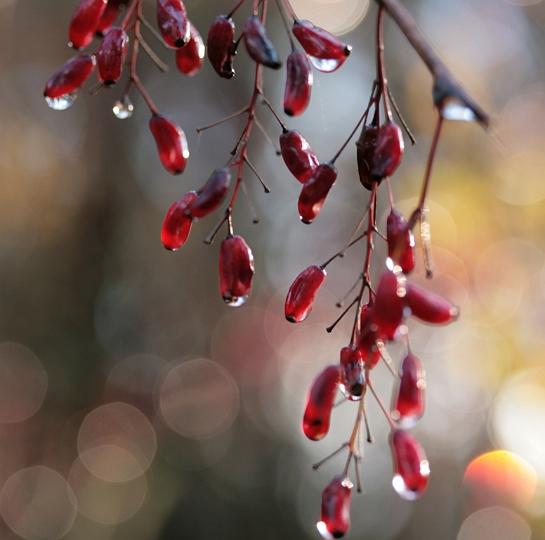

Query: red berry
[339,346,365,400]
[279,130,318,184]
[356,305,381,369]
[303,365,339,441]
[371,122,405,180]
[356,125,378,190]
[243,16,281,69]
[285,265,326,323]
[186,168,231,219]
[156,0,190,48]
[292,20,351,72]
[284,50,313,117]
[392,352,425,428]
[149,114,189,175]
[175,22,205,76]
[298,163,337,224]
[373,269,407,340]
[390,430,430,500]
[207,16,236,79]
[97,27,129,85]
[317,475,352,539]
[161,191,197,251]
[69,0,108,49]
[219,235,255,307]
[406,282,459,325]
[96,0,127,36]
[387,209,415,274]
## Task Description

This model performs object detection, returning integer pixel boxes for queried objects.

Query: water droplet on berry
[441,100,476,122]
[113,96,134,119]
[308,55,345,73]
[392,459,430,500]
[223,295,249,307]
[45,92,78,110]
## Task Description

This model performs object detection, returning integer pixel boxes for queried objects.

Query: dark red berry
[161,191,197,251]
[149,114,189,175]
[44,54,96,99]
[303,365,339,441]
[219,235,255,307]
[406,282,459,324]
[279,130,318,184]
[186,168,231,219]
[285,265,326,323]
[69,0,108,49]
[284,50,313,117]
[356,305,381,369]
[243,16,281,69]
[387,209,415,274]
[318,475,352,539]
[371,122,404,180]
[298,163,337,224]
[390,430,430,500]
[207,16,236,79]
[97,27,128,85]
[392,352,425,428]
[339,346,365,400]
[96,0,127,36]
[356,125,378,190]
[373,269,407,340]
[175,22,205,76]
[156,0,190,48]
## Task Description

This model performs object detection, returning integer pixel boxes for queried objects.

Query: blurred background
[0,0,544,538]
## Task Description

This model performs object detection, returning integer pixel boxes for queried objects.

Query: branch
[376,0,490,128]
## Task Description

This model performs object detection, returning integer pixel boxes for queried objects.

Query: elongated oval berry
[392,352,425,428]
[175,22,205,76]
[243,16,281,69]
[207,16,236,79]
[96,0,127,36]
[390,430,430,500]
[219,235,255,307]
[149,114,189,175]
[356,125,378,190]
[279,130,318,184]
[186,168,231,219]
[339,346,365,400]
[387,209,415,274]
[97,27,128,85]
[298,163,337,224]
[317,476,352,539]
[406,283,459,324]
[303,365,339,441]
[285,265,326,323]
[292,20,351,73]
[156,0,190,48]
[371,122,405,180]
[69,0,108,49]
[284,50,313,117]
[373,270,407,340]
[357,305,381,370]
[161,191,198,251]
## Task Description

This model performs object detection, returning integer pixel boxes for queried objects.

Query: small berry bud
[243,16,281,69]
[285,265,326,323]
[161,191,198,251]
[69,0,108,50]
[284,50,313,117]
[187,168,231,219]
[356,125,378,190]
[207,16,236,79]
[392,352,425,428]
[97,27,129,85]
[406,282,459,324]
[149,114,189,175]
[279,130,318,184]
[175,22,205,76]
[298,163,337,224]
[219,235,255,307]
[387,209,415,274]
[371,122,405,181]
[317,475,353,539]
[156,0,190,48]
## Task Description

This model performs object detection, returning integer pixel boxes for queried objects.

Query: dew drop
[113,96,134,119]
[308,56,346,73]
[223,295,248,307]
[441,100,476,122]
[316,521,333,540]
[45,92,78,111]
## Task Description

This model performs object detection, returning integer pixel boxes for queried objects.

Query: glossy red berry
[96,0,127,36]
[186,168,231,219]
[207,16,236,79]
[285,265,326,323]
[392,352,425,428]
[156,0,190,48]
[243,16,281,69]
[390,430,430,500]
[371,122,405,180]
[175,22,205,76]
[292,20,351,72]
[387,209,415,274]
[298,163,337,224]
[356,125,378,190]
[284,50,313,117]
[279,130,318,184]
[373,269,407,340]
[97,27,128,85]
[339,346,365,400]
[161,191,197,251]
[303,365,339,441]
[219,235,255,307]
[406,283,459,325]
[69,0,108,49]
[317,476,352,539]
[356,305,381,369]
[149,114,189,175]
